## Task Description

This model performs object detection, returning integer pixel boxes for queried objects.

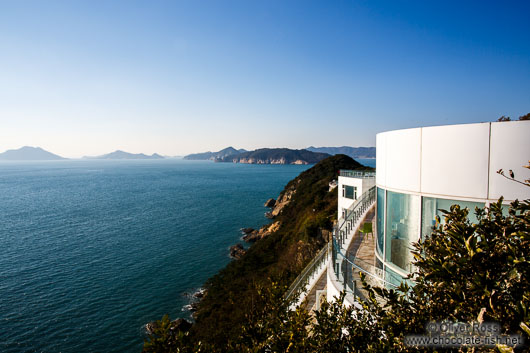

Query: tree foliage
[143,155,367,349]
[144,161,530,353]
[497,113,530,121]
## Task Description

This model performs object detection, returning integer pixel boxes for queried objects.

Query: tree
[145,162,530,352]
[232,162,530,352]
[497,113,530,121]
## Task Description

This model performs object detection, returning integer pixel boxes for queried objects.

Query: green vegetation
[145,194,529,352]
[144,159,529,353]
[497,113,530,121]
[190,154,365,345]
[143,154,366,350]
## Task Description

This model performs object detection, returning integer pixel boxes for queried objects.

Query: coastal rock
[229,244,247,259]
[146,318,192,335]
[242,229,260,242]
[266,221,281,234]
[241,227,255,235]
[264,198,276,208]
[265,211,273,219]
[271,188,296,217]
[193,288,206,299]
[243,222,280,243]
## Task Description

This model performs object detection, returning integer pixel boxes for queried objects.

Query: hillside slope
[188,154,369,346]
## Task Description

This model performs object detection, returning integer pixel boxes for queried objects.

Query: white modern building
[327,120,530,305]
[337,170,375,220]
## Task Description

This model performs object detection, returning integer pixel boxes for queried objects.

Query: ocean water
[355,158,375,168]
[0,157,374,352]
[0,160,311,353]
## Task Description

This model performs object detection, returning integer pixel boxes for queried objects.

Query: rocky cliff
[218,148,330,165]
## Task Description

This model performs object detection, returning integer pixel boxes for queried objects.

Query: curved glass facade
[376,188,385,257]
[385,190,420,272]
[377,188,486,278]
[421,197,484,239]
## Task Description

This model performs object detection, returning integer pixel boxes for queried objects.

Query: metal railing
[335,186,376,248]
[339,170,376,178]
[284,184,407,307]
[330,185,403,303]
[284,243,329,304]
[331,240,400,295]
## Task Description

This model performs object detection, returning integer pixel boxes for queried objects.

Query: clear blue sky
[1,0,529,157]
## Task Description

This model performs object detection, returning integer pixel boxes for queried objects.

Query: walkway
[346,208,375,262]
[303,207,377,312]
[345,208,377,301]
[304,268,327,312]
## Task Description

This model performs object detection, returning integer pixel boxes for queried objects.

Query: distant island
[184,147,247,161]
[306,146,376,159]
[217,148,330,165]
[0,146,66,160]
[84,150,164,160]
[184,146,376,164]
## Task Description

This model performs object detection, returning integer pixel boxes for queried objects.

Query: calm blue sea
[0,158,373,352]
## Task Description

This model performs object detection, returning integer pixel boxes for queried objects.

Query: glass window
[385,191,420,272]
[385,265,405,288]
[376,187,385,257]
[421,197,485,239]
[343,185,355,199]
[501,204,511,217]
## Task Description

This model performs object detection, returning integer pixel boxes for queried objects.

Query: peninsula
[217,148,330,165]
[184,147,247,161]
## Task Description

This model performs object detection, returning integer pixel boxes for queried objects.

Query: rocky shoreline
[229,189,295,260]
[142,154,366,348]
[171,189,294,330]
[144,166,320,340]
[145,189,293,332]
[145,317,193,335]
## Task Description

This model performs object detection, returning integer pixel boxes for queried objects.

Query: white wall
[362,177,376,192]
[376,121,530,202]
[384,128,421,193]
[326,270,341,302]
[337,176,362,216]
[338,176,376,217]
[489,121,530,201]
[421,123,490,200]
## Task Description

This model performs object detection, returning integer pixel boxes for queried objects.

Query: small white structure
[338,170,375,220]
